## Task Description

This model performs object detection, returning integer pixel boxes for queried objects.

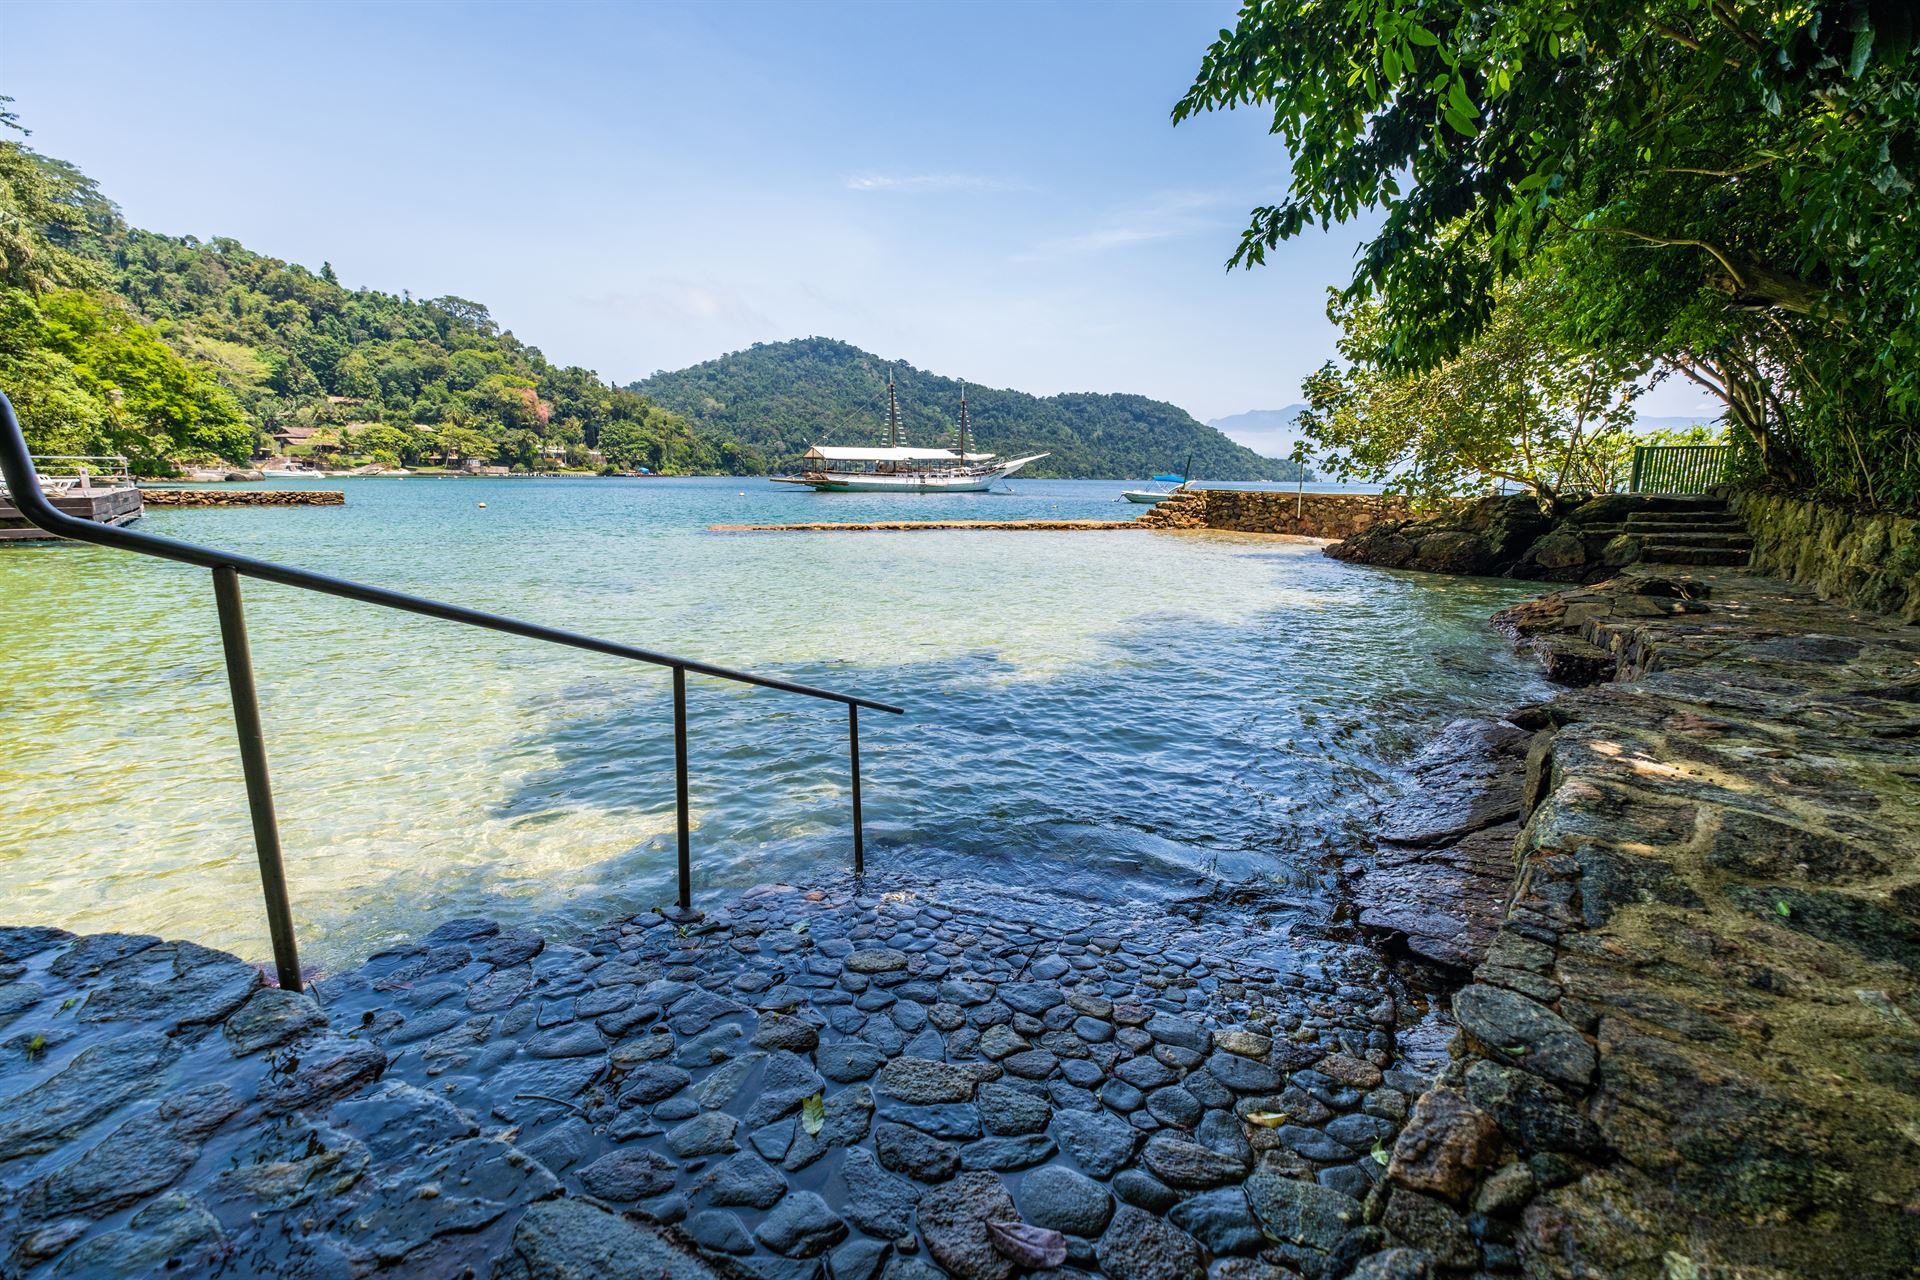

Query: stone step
[1637,543,1753,565]
[1629,531,1753,549]
[1624,517,1746,533]
[1625,496,1728,513]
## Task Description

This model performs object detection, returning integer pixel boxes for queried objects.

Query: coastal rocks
[579,1149,679,1201]
[1328,494,1551,576]
[1377,718,1530,848]
[840,1147,920,1238]
[224,986,326,1054]
[502,1198,721,1280]
[1385,1088,1498,1201]
[1166,1187,1263,1256]
[916,1172,1021,1280]
[1018,1163,1113,1236]
[876,1132,959,1192]
[1354,715,1534,971]
[1451,984,1595,1088]
[880,1055,979,1104]
[1141,1133,1248,1188]
[19,1082,239,1221]
[1095,1205,1207,1280]
[1328,492,1754,583]
[753,1190,847,1257]
[1244,1173,1363,1256]
[0,1030,177,1158]
[1383,567,1920,1278]
[3,869,1409,1278]
[1052,1108,1137,1179]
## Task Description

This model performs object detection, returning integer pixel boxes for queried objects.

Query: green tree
[1299,272,1644,509]
[1178,1,1920,510]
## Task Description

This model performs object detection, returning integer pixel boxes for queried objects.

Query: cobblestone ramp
[0,875,1420,1279]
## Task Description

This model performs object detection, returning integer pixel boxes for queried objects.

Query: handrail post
[672,665,692,912]
[849,703,864,876]
[211,565,302,992]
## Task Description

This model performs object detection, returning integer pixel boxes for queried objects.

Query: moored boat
[770,375,1045,493]
[1121,454,1192,504]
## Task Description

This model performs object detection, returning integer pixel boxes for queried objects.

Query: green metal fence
[1628,445,1729,495]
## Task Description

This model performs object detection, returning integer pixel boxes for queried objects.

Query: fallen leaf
[986,1222,1066,1269]
[1245,1111,1290,1127]
[801,1091,826,1136]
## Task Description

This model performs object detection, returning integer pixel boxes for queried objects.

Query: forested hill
[631,338,1304,480]
[0,124,754,476]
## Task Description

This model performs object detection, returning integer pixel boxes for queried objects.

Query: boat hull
[769,454,1047,493]
[773,471,1001,493]
[1122,490,1173,504]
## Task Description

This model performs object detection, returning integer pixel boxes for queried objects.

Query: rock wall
[1731,489,1920,622]
[140,488,344,507]
[1135,489,1412,539]
[1369,569,1920,1279]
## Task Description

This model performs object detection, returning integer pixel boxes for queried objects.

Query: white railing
[1,455,133,497]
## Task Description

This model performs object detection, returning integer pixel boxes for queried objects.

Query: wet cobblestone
[0,874,1415,1279]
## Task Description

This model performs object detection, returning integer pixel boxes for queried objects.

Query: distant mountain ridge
[1209,406,1725,462]
[631,339,1303,480]
[1207,406,1311,460]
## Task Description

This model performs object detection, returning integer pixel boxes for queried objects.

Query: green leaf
[1407,24,1439,47]
[801,1091,826,1136]
[1849,24,1874,78]
[1775,900,1792,918]
[1447,75,1478,119]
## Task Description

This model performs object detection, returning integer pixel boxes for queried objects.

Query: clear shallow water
[0,477,1546,968]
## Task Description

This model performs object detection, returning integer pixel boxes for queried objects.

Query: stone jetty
[139,489,344,507]
[711,520,1142,533]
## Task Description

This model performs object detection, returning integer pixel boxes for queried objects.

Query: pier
[711,518,1146,532]
[0,456,142,541]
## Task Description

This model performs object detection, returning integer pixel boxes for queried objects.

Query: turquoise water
[0,476,1547,969]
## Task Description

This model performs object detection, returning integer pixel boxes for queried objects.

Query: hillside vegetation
[0,116,753,476]
[632,337,1304,480]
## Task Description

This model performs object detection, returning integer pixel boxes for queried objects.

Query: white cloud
[845,172,1024,193]
[1020,190,1234,259]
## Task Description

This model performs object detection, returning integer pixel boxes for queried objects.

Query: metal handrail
[0,391,902,991]
[1628,444,1729,495]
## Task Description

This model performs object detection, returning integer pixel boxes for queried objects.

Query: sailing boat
[769,372,1047,493]
[1122,452,1192,504]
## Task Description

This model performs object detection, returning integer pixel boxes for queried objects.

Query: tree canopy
[1177,1,1919,512]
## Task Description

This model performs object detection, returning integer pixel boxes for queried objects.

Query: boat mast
[886,368,902,448]
[957,384,970,456]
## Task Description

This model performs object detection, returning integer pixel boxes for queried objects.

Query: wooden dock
[710,518,1146,533]
[0,484,143,541]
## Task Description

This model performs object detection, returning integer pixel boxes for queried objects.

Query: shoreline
[2,563,1914,1277]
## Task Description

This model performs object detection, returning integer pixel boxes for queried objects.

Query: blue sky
[3,0,1708,424]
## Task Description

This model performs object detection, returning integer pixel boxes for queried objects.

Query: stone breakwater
[1,875,1441,1280]
[1354,568,1919,1280]
[711,520,1142,533]
[1134,491,1411,540]
[138,488,344,507]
